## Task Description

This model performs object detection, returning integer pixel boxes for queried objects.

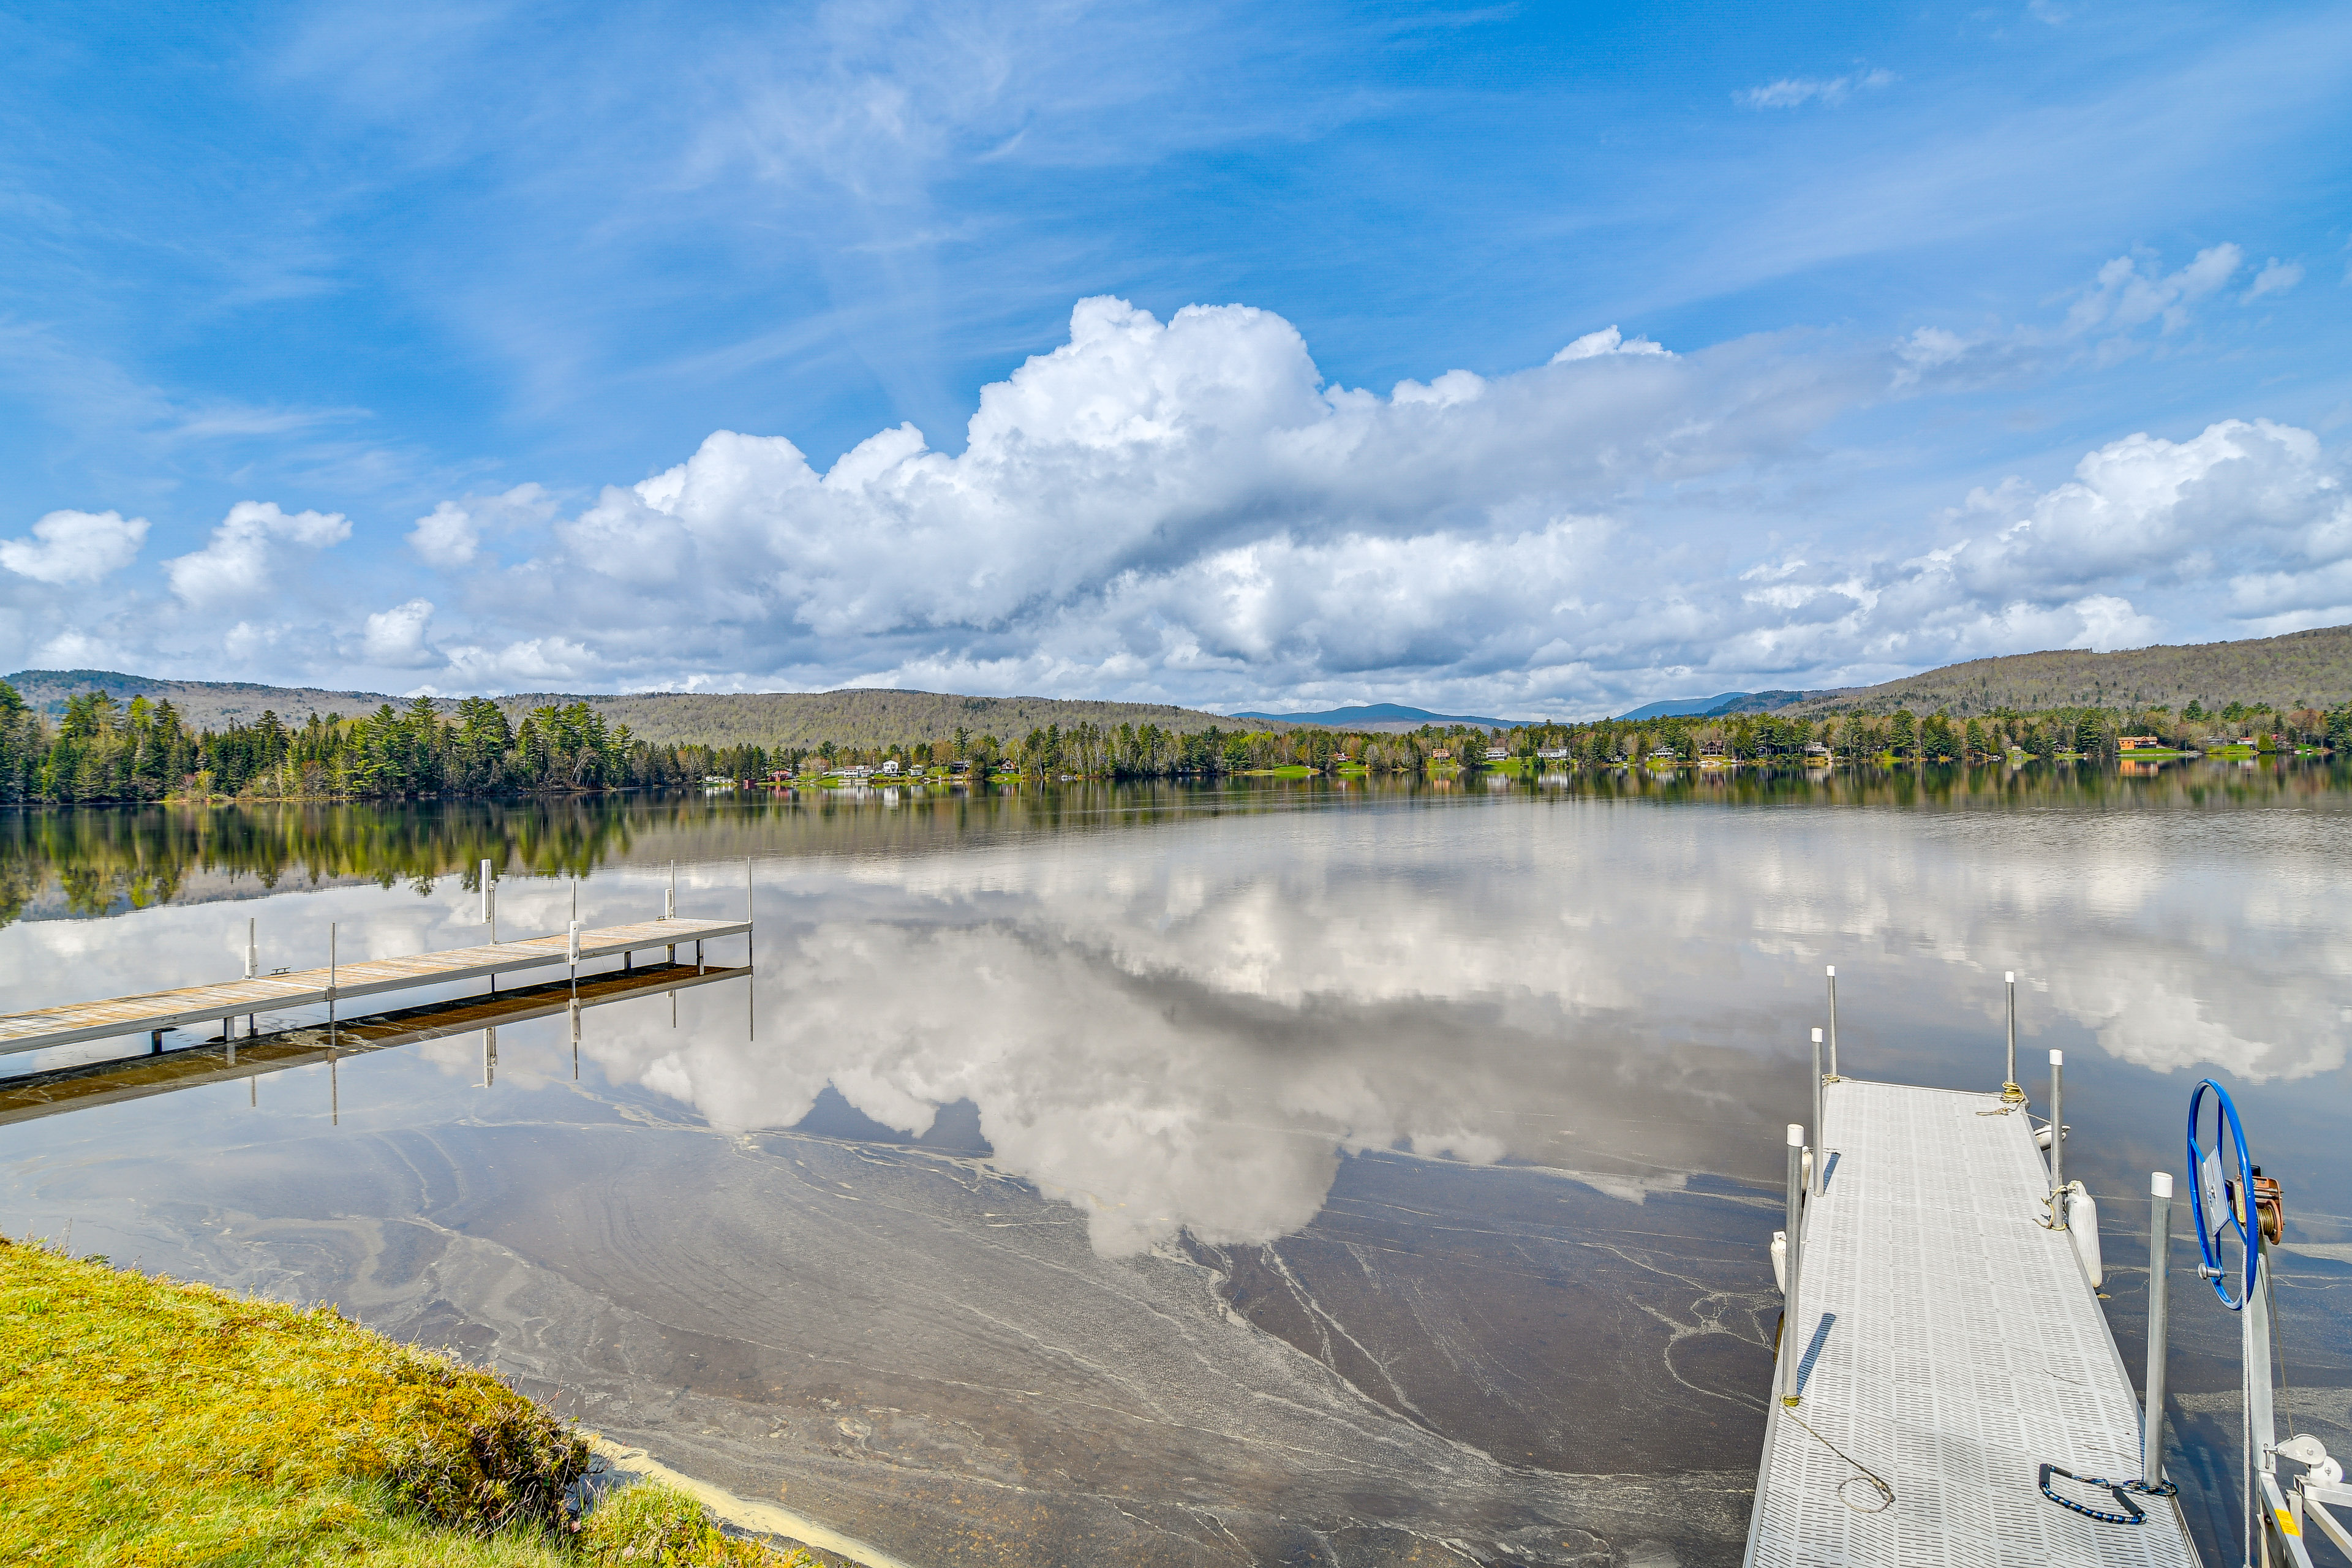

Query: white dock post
[244,916,257,980]
[1781,1121,1806,1406]
[665,861,677,965]
[482,859,499,996]
[567,919,580,1001]
[1824,965,1838,1079]
[2048,1049,2065,1227]
[1811,1028,1826,1195]
[2003,971,2024,1102]
[481,1025,498,1087]
[2145,1170,2173,1490]
[328,922,337,1041]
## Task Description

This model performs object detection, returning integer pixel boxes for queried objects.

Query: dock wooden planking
[1744,1079,2199,1568]
[0,962,748,1126]
[0,916,749,1057]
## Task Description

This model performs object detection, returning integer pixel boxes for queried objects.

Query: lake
[3,764,2348,1567]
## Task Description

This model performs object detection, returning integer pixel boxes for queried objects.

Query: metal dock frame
[1744,1077,2200,1568]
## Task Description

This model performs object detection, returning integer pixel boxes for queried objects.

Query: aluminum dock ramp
[1746,1077,2199,1567]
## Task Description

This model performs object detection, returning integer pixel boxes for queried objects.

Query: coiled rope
[1784,1408,1894,1513]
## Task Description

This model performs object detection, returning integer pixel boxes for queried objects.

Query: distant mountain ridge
[1618,691,1806,721]
[1226,702,1524,733]
[4,669,405,729]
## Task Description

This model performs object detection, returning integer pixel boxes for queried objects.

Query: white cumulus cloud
[360,598,438,667]
[165,500,351,609]
[0,509,149,586]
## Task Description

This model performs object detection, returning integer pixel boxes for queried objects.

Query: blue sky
[2,1,2348,714]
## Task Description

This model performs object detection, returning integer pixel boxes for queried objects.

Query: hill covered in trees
[486,688,1232,748]
[0,672,1237,750]
[1789,624,2352,717]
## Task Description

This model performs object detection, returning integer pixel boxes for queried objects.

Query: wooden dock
[0,916,749,1057]
[1745,1079,2199,1567]
[0,961,747,1126]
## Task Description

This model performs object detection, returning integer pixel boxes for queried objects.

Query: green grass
[0,1236,806,1566]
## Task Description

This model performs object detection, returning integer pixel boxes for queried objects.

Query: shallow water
[3,766,2348,1567]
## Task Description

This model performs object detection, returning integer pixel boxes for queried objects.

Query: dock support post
[2144,1171,2173,1490]
[482,860,497,995]
[225,1017,235,1066]
[1811,1028,1826,1195]
[1825,966,1838,1079]
[150,1028,163,1055]
[2048,1049,2065,1227]
[1781,1123,1806,1406]
[569,1000,581,1082]
[244,917,257,981]
[2002,971,2025,1102]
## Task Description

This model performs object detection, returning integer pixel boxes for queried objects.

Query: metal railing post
[2145,1171,2173,1490]
[1811,1028,1826,1195]
[1825,965,1839,1079]
[2048,1049,2065,1228]
[2002,971,2024,1102]
[1782,1122,1806,1406]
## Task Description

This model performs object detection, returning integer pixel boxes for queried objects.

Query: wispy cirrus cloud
[1737,67,1894,110]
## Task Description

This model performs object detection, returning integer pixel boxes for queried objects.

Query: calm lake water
[4,765,2349,1567]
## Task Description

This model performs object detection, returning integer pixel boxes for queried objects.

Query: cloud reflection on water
[546,796,2352,1256]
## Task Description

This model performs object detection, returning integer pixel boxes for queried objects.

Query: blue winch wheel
[2185,1079,2256,1310]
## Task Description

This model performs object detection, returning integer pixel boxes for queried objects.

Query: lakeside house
[2119,735,2161,750]
[1536,747,1568,760]
[1804,741,1830,758]
[1431,748,1450,760]
[1651,745,1678,760]
[1483,745,1509,761]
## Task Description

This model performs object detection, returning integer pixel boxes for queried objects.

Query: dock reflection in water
[2,767,2349,1567]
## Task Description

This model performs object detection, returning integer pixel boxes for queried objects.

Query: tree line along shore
[0,680,2345,804]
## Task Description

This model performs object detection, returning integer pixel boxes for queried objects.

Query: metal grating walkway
[0,917,749,1056]
[1744,1079,2199,1568]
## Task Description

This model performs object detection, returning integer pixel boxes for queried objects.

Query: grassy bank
[0,1235,805,1566]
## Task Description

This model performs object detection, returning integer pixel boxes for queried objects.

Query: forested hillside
[2,672,1234,750]
[1790,624,2352,717]
[488,689,1232,747]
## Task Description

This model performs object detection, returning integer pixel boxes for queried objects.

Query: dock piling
[244,917,257,981]
[1825,965,1839,1079]
[2145,1170,2173,1491]
[2048,1049,2065,1227]
[1781,1121,1806,1406]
